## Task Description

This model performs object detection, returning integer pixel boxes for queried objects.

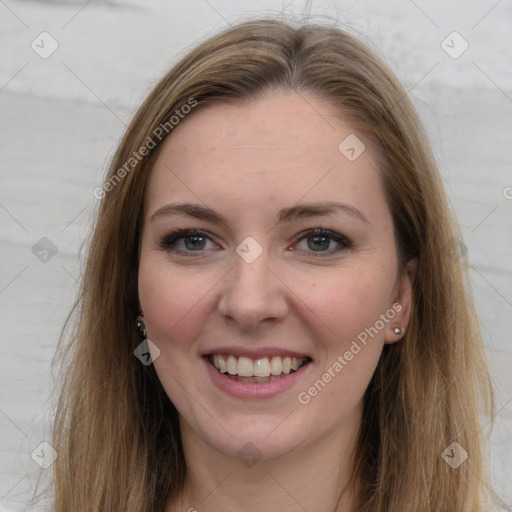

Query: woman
[52,18,503,511]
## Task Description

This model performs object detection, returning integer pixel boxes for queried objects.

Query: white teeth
[238,356,253,377]
[269,356,282,375]
[253,357,270,377]
[227,355,237,375]
[210,353,308,378]
[218,354,227,373]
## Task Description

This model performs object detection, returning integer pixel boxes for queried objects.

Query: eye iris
[185,236,206,250]
[308,236,330,251]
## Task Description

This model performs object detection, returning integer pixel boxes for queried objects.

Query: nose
[217,241,289,332]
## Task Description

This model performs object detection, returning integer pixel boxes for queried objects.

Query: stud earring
[393,326,403,335]
[136,311,146,338]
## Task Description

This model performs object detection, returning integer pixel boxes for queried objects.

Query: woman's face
[138,90,414,461]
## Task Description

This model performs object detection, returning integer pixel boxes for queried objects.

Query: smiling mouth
[207,354,311,383]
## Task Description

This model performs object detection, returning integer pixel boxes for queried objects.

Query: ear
[384,258,417,344]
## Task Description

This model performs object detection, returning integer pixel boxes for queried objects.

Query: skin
[138,89,416,512]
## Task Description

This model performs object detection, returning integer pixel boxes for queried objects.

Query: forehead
[145,90,389,228]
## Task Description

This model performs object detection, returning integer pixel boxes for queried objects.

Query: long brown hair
[51,18,502,511]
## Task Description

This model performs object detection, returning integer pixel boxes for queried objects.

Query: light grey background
[1,0,511,510]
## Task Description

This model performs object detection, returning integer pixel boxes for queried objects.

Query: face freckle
[137,89,413,463]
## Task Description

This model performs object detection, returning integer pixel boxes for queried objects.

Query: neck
[168,414,361,512]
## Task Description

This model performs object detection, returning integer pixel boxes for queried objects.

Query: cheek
[297,263,395,396]
[304,263,395,341]
[269,264,393,442]
[137,253,221,349]
[137,255,219,408]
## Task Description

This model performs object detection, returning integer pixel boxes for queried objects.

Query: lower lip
[203,357,311,399]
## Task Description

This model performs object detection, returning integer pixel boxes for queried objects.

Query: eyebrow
[150,201,370,225]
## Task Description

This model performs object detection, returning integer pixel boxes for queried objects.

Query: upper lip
[202,346,311,359]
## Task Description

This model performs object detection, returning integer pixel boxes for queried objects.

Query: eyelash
[158,228,352,258]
